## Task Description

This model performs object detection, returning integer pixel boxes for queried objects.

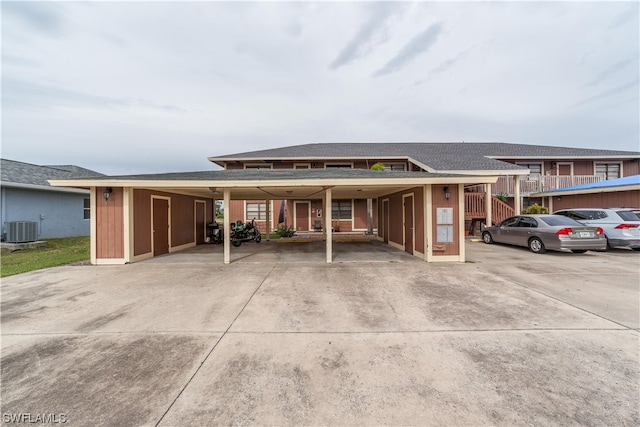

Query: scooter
[230,218,262,247]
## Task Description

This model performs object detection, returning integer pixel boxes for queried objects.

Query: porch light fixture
[443,186,451,200]
[103,187,113,201]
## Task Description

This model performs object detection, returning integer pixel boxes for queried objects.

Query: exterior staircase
[464,192,515,234]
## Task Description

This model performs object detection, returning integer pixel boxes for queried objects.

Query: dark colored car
[482,214,606,254]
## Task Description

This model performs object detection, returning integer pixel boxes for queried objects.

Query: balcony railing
[494,175,605,196]
[465,193,515,225]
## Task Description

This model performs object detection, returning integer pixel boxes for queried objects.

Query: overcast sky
[2,1,639,175]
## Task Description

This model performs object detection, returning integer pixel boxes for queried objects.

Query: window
[501,217,519,227]
[518,217,537,228]
[595,163,621,180]
[325,163,352,168]
[246,202,267,220]
[244,164,272,170]
[555,210,607,220]
[84,198,90,220]
[617,210,640,221]
[517,163,542,175]
[541,216,581,226]
[383,163,406,171]
[331,200,352,219]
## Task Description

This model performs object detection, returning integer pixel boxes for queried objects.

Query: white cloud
[1,1,638,175]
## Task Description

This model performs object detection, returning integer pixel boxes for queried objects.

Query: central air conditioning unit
[5,221,38,243]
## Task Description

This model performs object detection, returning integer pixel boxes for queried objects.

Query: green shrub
[496,192,508,203]
[276,224,296,238]
[523,203,548,214]
[371,162,386,171]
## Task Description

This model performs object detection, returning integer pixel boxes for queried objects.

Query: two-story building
[50,142,639,265]
[211,143,639,235]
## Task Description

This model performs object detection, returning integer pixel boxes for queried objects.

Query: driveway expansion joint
[502,277,636,330]
[154,263,277,427]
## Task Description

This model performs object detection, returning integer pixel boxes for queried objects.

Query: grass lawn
[1,236,90,277]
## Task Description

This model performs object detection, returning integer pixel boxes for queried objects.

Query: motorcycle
[230,218,262,247]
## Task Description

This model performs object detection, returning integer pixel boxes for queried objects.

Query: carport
[50,169,498,264]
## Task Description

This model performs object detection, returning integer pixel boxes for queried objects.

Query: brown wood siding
[507,159,639,177]
[228,200,245,224]
[372,199,378,228]
[331,220,353,232]
[195,201,206,244]
[171,194,195,247]
[96,187,124,259]
[272,163,293,169]
[385,187,424,252]
[388,192,403,245]
[134,189,152,256]
[552,190,640,211]
[377,199,389,242]
[133,189,213,257]
[431,184,459,256]
[353,199,368,229]
[623,160,640,176]
[571,161,591,175]
[413,189,424,254]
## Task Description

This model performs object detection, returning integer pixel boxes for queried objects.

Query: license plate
[578,231,592,238]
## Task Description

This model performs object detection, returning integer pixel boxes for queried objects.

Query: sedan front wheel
[528,237,546,254]
[482,231,494,244]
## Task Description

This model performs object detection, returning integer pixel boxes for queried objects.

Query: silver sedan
[481,214,607,254]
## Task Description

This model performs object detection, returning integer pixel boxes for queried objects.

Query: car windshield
[539,216,580,226]
[616,211,640,221]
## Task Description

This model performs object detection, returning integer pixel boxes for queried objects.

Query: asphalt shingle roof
[71,168,467,182]
[1,159,103,187]
[209,142,640,171]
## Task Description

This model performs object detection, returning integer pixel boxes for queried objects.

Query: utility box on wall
[5,221,38,243]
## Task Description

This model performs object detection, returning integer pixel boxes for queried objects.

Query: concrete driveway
[1,240,638,426]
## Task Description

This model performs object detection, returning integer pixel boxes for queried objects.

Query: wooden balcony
[494,175,605,196]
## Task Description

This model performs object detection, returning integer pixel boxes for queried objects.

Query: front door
[153,198,169,256]
[294,201,310,231]
[557,163,572,175]
[403,195,414,255]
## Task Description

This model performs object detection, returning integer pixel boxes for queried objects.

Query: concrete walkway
[1,240,638,426]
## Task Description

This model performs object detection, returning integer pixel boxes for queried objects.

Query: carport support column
[513,175,521,215]
[223,189,230,264]
[325,188,332,263]
[485,183,492,228]
[266,198,271,241]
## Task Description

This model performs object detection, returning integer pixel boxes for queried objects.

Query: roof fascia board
[208,155,412,163]
[1,181,89,194]
[439,169,530,176]
[49,175,499,189]
[406,157,435,173]
[532,184,640,197]
[486,155,640,160]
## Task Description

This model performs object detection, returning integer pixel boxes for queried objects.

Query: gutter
[1,181,90,194]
